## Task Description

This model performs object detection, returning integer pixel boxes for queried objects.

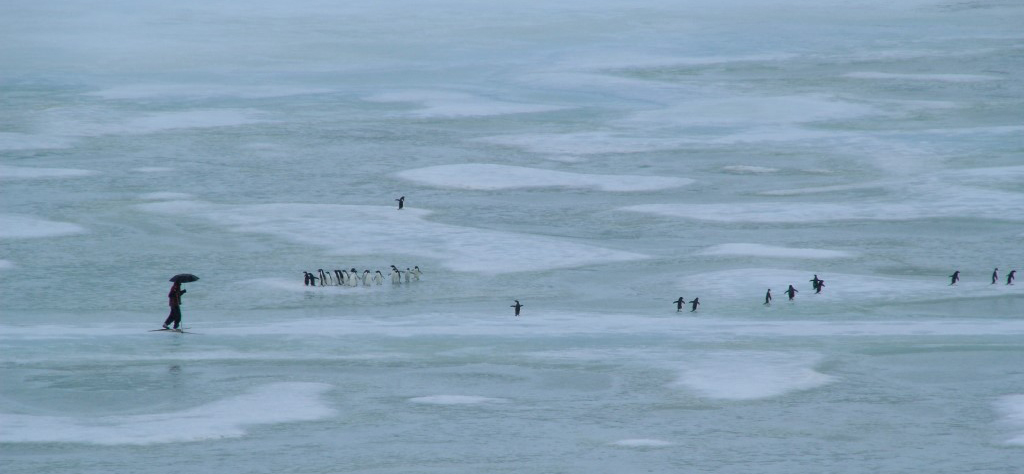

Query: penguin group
[677,274,824,313]
[303,265,423,287]
[950,268,1016,286]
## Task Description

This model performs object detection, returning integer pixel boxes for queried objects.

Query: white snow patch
[408,395,507,405]
[0,132,74,150]
[697,243,853,259]
[0,214,86,239]
[0,383,335,445]
[623,95,876,127]
[845,72,1000,82]
[397,164,692,192]
[622,180,1024,223]
[672,352,834,400]
[477,132,689,156]
[91,84,333,100]
[137,201,645,274]
[996,395,1024,446]
[0,165,97,180]
[365,90,568,118]
[611,439,673,448]
[139,192,193,201]
[721,165,779,174]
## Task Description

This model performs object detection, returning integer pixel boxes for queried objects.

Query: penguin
[785,285,798,300]
[511,300,523,317]
[764,289,772,306]
[411,266,422,281]
[349,268,359,287]
[673,297,685,312]
[303,271,312,286]
[688,297,700,312]
[405,268,412,283]
[309,274,319,286]
[815,279,825,294]
[1007,270,1017,285]
[810,274,821,292]
[396,196,405,210]
[391,267,402,284]
[363,270,371,286]
[373,270,384,285]
[992,268,999,285]
[318,269,328,287]
[950,270,960,286]
[339,270,348,286]
[335,270,344,285]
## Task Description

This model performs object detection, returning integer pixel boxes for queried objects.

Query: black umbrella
[169,273,200,283]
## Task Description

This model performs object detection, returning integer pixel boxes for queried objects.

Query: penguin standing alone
[396,196,405,210]
[950,270,960,286]
[511,300,523,317]
[764,289,772,305]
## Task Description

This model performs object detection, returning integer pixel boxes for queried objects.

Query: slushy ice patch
[0,383,335,445]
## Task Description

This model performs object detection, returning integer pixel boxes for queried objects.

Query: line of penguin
[303,265,423,287]
[949,268,1016,286]
[676,268,1017,313]
[305,193,1017,317]
[300,265,1017,316]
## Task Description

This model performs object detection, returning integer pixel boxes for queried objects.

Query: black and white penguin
[511,300,523,317]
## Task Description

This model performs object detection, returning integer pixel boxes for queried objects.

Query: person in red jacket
[162,282,186,330]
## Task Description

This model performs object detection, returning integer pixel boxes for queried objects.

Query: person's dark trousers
[163,306,181,328]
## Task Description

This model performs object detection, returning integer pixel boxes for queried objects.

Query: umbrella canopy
[169,273,200,283]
